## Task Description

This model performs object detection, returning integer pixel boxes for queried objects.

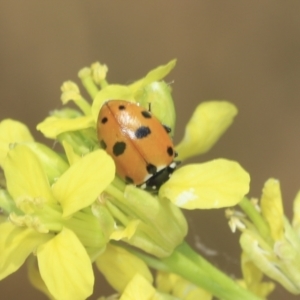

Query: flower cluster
[0,60,267,300]
[227,179,300,298]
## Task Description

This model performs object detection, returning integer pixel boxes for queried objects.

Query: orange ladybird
[97,100,177,190]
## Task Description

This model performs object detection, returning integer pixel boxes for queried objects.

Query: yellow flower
[37,60,177,141]
[120,274,158,300]
[158,99,250,210]
[106,184,188,258]
[91,59,177,128]
[228,179,300,295]
[37,58,249,212]
[175,101,238,161]
[1,60,257,300]
[90,61,109,85]
[159,159,250,210]
[36,60,191,258]
[0,119,69,185]
[96,244,153,293]
[238,252,275,299]
[0,144,115,300]
[156,271,212,300]
[103,271,181,300]
[37,112,95,140]
[260,179,284,240]
[37,58,250,256]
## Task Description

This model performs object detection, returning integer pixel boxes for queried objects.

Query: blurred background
[1,1,300,299]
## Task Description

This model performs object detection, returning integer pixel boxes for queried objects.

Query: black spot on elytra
[118,105,126,110]
[101,117,108,124]
[146,164,157,175]
[100,140,107,149]
[113,141,126,156]
[141,111,151,119]
[135,126,151,139]
[167,146,174,156]
[125,176,134,184]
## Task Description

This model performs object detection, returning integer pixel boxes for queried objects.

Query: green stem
[78,70,99,99]
[127,241,262,300]
[42,220,63,232]
[124,245,171,272]
[239,197,272,244]
[176,242,262,300]
[100,79,108,89]
[106,200,130,226]
[75,97,92,116]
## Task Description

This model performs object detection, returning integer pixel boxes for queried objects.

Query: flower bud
[136,81,176,136]
[108,185,187,257]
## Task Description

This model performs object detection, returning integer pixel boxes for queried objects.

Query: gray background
[1,1,299,299]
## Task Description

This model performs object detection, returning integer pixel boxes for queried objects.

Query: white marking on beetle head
[169,162,176,169]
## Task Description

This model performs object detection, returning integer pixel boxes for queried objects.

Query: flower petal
[240,252,275,298]
[159,159,250,209]
[25,142,69,184]
[3,145,56,204]
[175,101,237,161]
[96,244,153,293]
[37,115,94,139]
[129,59,176,94]
[37,227,94,300]
[52,149,115,217]
[120,274,156,300]
[260,179,284,241]
[92,60,176,126]
[0,119,34,165]
[110,220,140,241]
[27,256,55,300]
[0,222,50,280]
[292,190,300,236]
[240,230,299,294]
[156,271,212,300]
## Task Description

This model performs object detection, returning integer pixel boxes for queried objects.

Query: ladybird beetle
[97,100,178,190]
